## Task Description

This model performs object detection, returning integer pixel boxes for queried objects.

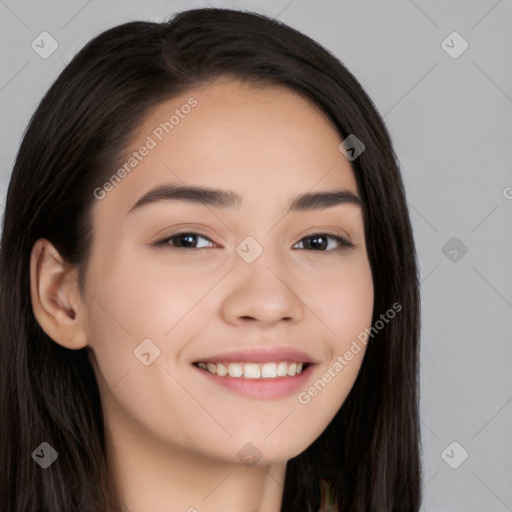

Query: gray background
[1,1,511,510]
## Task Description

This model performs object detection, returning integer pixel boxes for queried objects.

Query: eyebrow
[126,184,362,217]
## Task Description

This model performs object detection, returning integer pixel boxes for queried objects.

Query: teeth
[244,363,261,379]
[228,363,243,377]
[196,361,305,378]
[276,362,288,376]
[261,363,276,378]
[217,363,228,376]
[287,362,297,376]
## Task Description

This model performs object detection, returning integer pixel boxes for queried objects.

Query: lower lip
[192,364,315,399]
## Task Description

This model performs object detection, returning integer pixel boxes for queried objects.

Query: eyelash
[152,230,355,252]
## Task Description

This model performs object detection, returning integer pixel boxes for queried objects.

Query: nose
[221,254,304,327]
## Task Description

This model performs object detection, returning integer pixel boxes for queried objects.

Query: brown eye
[294,233,354,252]
[153,232,215,249]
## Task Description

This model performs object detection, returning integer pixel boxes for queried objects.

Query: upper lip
[193,347,318,364]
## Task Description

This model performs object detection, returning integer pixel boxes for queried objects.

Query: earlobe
[29,238,88,350]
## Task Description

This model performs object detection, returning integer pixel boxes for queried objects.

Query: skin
[30,76,374,512]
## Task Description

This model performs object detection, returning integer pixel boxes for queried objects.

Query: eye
[152,231,355,252]
[152,232,215,250]
[293,232,355,252]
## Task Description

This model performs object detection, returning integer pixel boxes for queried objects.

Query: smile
[195,361,310,379]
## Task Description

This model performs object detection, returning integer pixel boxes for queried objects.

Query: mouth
[190,346,318,398]
[193,360,313,379]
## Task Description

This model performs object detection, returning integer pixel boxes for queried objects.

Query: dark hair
[0,7,421,511]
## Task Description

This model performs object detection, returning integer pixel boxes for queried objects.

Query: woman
[0,7,421,511]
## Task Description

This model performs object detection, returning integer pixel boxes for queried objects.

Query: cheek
[292,256,373,429]
[307,254,374,344]
[83,253,215,440]
[329,264,374,342]
[84,250,218,386]
[88,251,212,339]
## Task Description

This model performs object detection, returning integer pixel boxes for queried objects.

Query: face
[83,76,374,465]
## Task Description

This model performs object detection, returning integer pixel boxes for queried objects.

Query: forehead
[92,77,358,222]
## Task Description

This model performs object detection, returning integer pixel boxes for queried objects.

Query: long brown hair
[0,8,422,511]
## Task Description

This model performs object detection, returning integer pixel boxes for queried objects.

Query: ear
[29,238,88,349]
